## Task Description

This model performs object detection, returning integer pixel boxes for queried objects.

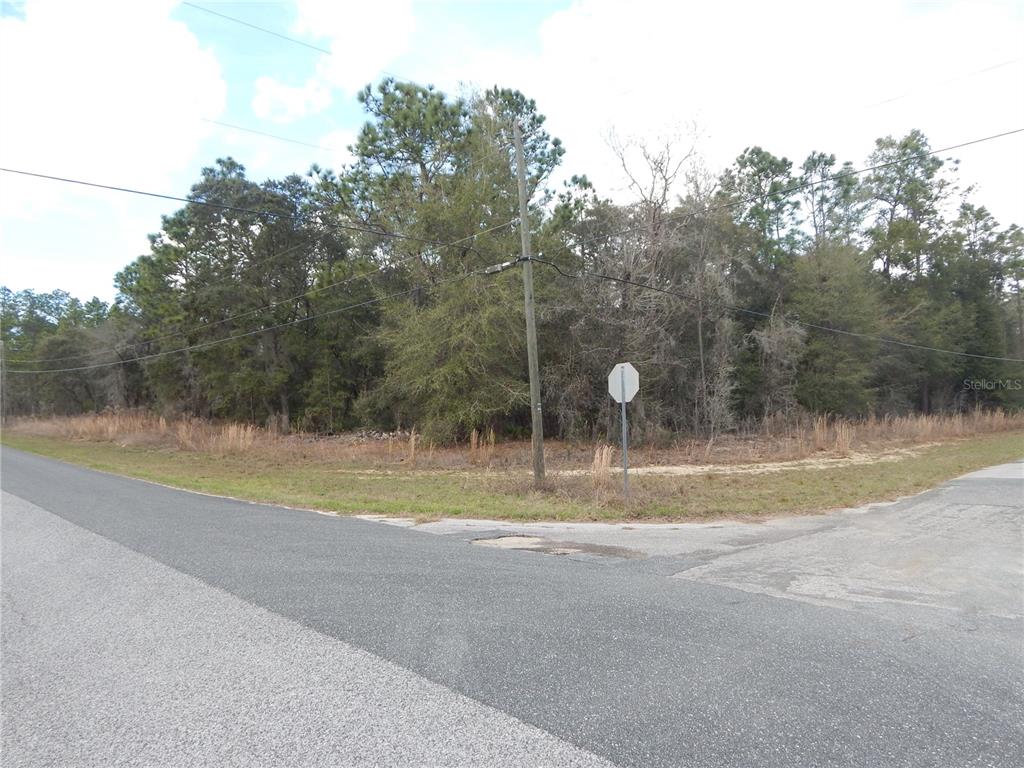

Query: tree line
[3,80,1023,442]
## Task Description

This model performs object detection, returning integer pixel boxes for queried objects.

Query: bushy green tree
[5,108,1021,435]
[790,245,881,416]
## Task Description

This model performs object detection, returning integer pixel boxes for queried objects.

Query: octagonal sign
[608,362,639,403]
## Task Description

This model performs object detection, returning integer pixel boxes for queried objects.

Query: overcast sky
[1,0,1022,303]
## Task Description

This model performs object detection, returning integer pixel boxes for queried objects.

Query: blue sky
[1,0,1022,302]
[170,1,557,172]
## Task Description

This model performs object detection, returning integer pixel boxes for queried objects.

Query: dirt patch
[557,445,937,478]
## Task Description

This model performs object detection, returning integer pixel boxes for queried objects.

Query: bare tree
[750,306,806,419]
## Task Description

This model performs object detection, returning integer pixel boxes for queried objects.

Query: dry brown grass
[657,410,1024,467]
[8,412,268,457]
[467,427,497,466]
[589,444,615,505]
[6,408,1023,474]
[5,410,1023,521]
[591,444,613,483]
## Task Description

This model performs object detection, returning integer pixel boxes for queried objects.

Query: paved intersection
[2,447,1022,766]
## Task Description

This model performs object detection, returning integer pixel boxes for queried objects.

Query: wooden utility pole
[513,121,545,486]
[0,340,6,426]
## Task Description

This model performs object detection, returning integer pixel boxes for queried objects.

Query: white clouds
[2,0,1021,302]
[249,0,415,123]
[293,0,414,93]
[0,0,226,298]
[429,0,1023,221]
[319,128,356,169]
[252,75,331,123]
[0,0,225,211]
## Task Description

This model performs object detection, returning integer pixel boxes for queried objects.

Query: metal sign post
[608,362,639,500]
[620,366,629,498]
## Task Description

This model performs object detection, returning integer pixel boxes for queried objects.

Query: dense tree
[799,151,864,247]
[864,129,952,279]
[790,245,880,416]
[3,85,1020,437]
[319,82,562,439]
[1,288,116,416]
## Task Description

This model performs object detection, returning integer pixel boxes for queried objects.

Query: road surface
[2,447,1022,767]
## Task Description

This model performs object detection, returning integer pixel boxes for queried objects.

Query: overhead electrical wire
[0,166,516,256]
[0,168,518,366]
[179,3,1024,366]
[2,0,545,366]
[200,114,527,177]
[7,6,1021,374]
[1,132,525,364]
[201,118,330,151]
[530,126,1024,363]
[565,128,1024,255]
[181,1,436,92]
[6,128,1021,368]
[188,0,1016,212]
[181,2,331,55]
[528,257,1024,364]
[3,215,520,366]
[4,265,510,375]
[866,57,1023,108]
[1,96,527,366]
[6,261,382,366]
[193,0,1019,182]
[182,0,539,169]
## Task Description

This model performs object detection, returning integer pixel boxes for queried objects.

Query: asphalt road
[2,447,1022,767]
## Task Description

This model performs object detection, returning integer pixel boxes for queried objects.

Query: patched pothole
[472,535,643,559]
[473,535,549,550]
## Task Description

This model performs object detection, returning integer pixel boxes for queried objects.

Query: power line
[202,108,525,181]
[541,125,1024,364]
[7,128,1019,367]
[202,118,329,151]
[6,266,501,375]
[529,257,1024,364]
[2,124,522,362]
[181,2,331,55]
[2,237,307,365]
[181,0,535,171]
[566,127,1024,254]
[186,0,1018,177]
[866,57,1023,108]
[6,258,374,365]
[181,1,429,88]
[190,1,1016,209]
[0,166,516,256]
[200,115,524,198]
[4,216,520,366]
[5,236,362,365]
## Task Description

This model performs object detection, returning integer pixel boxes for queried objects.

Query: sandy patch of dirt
[558,445,937,477]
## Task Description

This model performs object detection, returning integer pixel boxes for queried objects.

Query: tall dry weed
[812,416,829,452]
[485,428,496,464]
[6,406,1023,471]
[408,428,418,466]
[592,444,613,485]
[834,422,853,457]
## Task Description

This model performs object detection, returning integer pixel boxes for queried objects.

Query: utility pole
[0,340,7,427]
[513,121,545,486]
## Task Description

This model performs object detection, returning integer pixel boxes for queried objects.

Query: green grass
[3,431,1022,522]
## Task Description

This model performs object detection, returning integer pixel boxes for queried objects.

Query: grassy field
[3,426,1022,522]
